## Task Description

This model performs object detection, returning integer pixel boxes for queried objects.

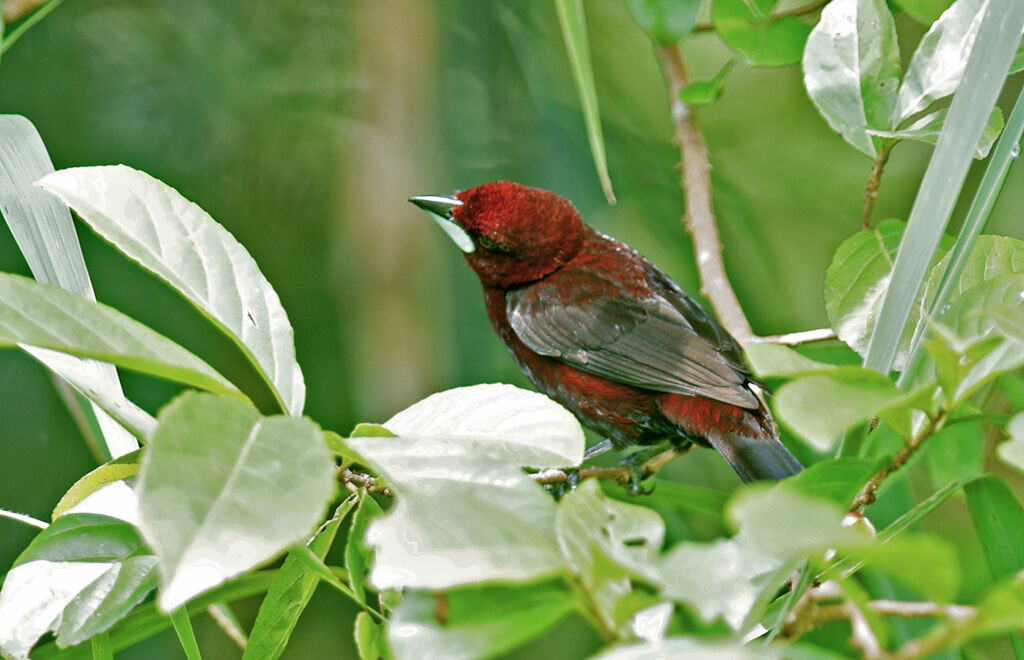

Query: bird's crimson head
[411,182,585,288]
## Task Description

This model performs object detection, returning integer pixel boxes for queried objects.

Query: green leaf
[0,273,242,399]
[965,475,1024,580]
[244,494,359,660]
[713,0,811,67]
[0,0,64,57]
[921,421,984,488]
[774,372,905,451]
[627,0,701,45]
[892,0,986,126]
[678,60,735,106]
[354,611,391,660]
[592,637,773,660]
[803,0,901,157]
[927,235,1024,300]
[346,493,383,605]
[0,115,139,457]
[848,533,961,601]
[894,0,955,24]
[38,165,306,416]
[51,449,141,520]
[784,457,877,507]
[387,582,576,660]
[0,514,154,660]
[169,607,202,660]
[864,0,1024,373]
[136,392,335,611]
[825,218,954,369]
[347,385,572,590]
[745,342,837,379]
[868,106,1004,158]
[998,413,1024,474]
[554,0,615,203]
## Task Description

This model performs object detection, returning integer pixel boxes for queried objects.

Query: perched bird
[410,182,802,483]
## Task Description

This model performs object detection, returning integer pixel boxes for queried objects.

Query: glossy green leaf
[774,372,904,451]
[0,273,241,398]
[714,0,811,67]
[56,555,158,647]
[784,457,877,507]
[997,413,1024,474]
[627,0,701,45]
[678,60,735,106]
[745,342,837,379]
[892,0,986,125]
[387,582,576,660]
[593,637,773,660]
[51,450,142,520]
[0,115,138,456]
[868,106,1004,158]
[965,475,1024,580]
[348,385,574,590]
[554,0,615,203]
[354,611,391,660]
[136,393,335,611]
[0,514,152,660]
[169,607,201,660]
[244,494,359,660]
[38,165,306,415]
[345,493,383,605]
[803,0,901,157]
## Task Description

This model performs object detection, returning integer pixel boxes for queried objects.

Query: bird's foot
[543,468,579,500]
[619,445,666,496]
[583,438,614,463]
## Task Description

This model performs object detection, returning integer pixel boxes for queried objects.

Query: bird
[410,181,802,483]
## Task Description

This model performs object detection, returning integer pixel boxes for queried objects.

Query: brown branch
[657,43,833,348]
[694,0,831,32]
[531,447,690,486]
[850,410,947,511]
[2,0,47,22]
[338,469,393,497]
[862,143,892,230]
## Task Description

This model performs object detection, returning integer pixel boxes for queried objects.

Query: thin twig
[850,410,947,510]
[338,469,393,497]
[531,447,690,486]
[693,0,830,32]
[206,604,248,650]
[657,42,833,348]
[862,143,892,230]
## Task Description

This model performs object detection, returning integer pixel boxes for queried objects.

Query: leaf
[354,611,390,660]
[745,342,837,379]
[0,115,138,456]
[868,106,1004,158]
[244,494,359,660]
[927,235,1024,299]
[803,0,901,157]
[0,514,154,660]
[892,0,986,126]
[965,475,1024,580]
[591,636,776,660]
[825,218,953,368]
[37,165,306,415]
[55,555,159,647]
[894,0,955,24]
[784,457,878,507]
[554,0,615,203]
[848,533,961,601]
[136,392,335,611]
[51,449,142,520]
[714,0,811,67]
[627,0,701,45]
[774,371,905,451]
[921,421,984,487]
[678,60,735,106]
[381,383,585,468]
[345,493,383,605]
[387,582,576,660]
[0,273,241,398]
[998,413,1024,474]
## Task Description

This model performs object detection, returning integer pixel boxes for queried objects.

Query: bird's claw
[544,468,580,500]
[620,450,656,496]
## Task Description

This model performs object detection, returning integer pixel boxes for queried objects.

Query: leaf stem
[862,142,893,230]
[532,447,689,486]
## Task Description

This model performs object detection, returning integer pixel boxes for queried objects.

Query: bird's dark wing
[506,238,758,409]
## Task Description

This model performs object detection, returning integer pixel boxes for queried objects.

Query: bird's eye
[477,235,510,253]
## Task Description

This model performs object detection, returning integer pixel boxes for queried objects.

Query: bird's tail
[707,388,802,482]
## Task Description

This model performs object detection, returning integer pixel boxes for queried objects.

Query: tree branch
[338,468,393,497]
[693,0,830,33]
[657,43,833,348]
[531,447,690,486]
[862,143,892,230]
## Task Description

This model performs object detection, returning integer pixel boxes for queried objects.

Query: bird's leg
[583,438,614,463]
[619,442,673,496]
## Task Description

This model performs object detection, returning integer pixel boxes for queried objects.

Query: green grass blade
[0,0,62,57]
[169,608,202,660]
[863,0,1024,374]
[89,633,112,660]
[899,83,1024,386]
[554,0,615,204]
[0,115,139,456]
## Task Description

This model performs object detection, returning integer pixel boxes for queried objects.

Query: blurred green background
[0,0,1021,657]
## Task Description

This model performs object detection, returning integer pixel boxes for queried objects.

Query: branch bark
[850,411,947,510]
[531,447,690,486]
[862,143,892,230]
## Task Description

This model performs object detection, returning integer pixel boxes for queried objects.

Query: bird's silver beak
[409,195,476,253]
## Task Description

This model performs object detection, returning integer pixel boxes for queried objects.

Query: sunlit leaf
[745,342,837,379]
[136,392,335,611]
[678,60,735,106]
[38,165,306,415]
[592,636,775,660]
[997,413,1024,474]
[346,493,383,605]
[803,0,901,157]
[868,106,1003,158]
[51,450,141,520]
[354,611,391,660]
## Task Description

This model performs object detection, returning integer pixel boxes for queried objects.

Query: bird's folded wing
[506,266,758,409]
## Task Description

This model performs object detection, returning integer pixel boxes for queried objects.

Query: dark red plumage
[419,181,801,482]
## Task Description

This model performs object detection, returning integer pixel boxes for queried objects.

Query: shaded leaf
[784,457,877,507]
[965,475,1024,580]
[678,60,735,106]
[346,493,383,606]
[38,165,306,415]
[714,0,810,67]
[354,611,390,660]
[627,0,701,45]
[894,0,956,24]
[136,392,335,611]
